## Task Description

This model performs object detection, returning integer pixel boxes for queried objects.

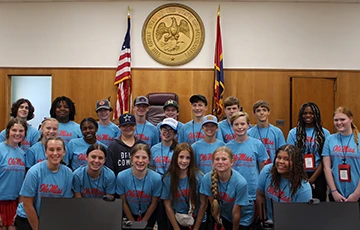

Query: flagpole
[127,6,131,114]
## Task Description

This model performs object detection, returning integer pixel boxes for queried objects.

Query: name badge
[304,153,316,170]
[338,164,351,182]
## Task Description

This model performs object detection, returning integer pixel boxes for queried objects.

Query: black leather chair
[146,92,178,126]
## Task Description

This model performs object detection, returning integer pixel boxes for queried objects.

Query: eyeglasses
[161,128,175,134]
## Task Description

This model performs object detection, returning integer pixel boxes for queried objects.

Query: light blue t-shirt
[161,171,206,222]
[192,139,225,174]
[287,127,331,172]
[58,121,82,146]
[72,165,116,198]
[322,133,360,198]
[257,164,312,221]
[96,122,121,147]
[178,120,224,144]
[248,124,286,163]
[67,138,107,170]
[135,121,159,147]
[151,143,174,175]
[0,142,25,200]
[116,168,162,216]
[200,169,253,226]
[16,161,73,218]
[225,137,269,199]
[218,119,236,143]
[26,142,70,168]
[0,124,40,152]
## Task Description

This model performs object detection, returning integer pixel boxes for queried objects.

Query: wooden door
[291,77,336,133]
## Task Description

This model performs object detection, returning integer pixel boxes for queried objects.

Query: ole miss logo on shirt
[82,188,104,197]
[260,138,274,145]
[266,185,290,202]
[136,134,149,141]
[224,134,236,141]
[59,130,72,137]
[40,184,63,194]
[8,158,25,166]
[233,154,253,162]
[188,132,204,140]
[332,145,355,153]
[97,134,114,141]
[153,156,171,165]
[219,192,235,203]
[77,153,87,161]
[126,190,151,199]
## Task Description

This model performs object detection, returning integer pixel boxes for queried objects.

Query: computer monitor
[39,197,123,230]
[273,201,360,230]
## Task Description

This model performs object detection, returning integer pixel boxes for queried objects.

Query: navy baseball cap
[134,96,149,106]
[190,94,207,106]
[96,100,112,112]
[119,113,136,126]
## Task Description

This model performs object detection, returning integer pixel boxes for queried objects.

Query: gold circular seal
[142,3,205,66]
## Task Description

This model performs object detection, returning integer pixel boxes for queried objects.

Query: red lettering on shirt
[136,134,150,141]
[126,190,151,199]
[260,138,274,145]
[59,130,72,137]
[154,156,171,164]
[97,134,113,141]
[266,186,290,202]
[224,134,236,141]
[219,192,235,203]
[200,153,213,162]
[82,188,104,197]
[175,188,189,199]
[8,158,25,166]
[233,154,253,162]
[187,132,204,140]
[332,145,355,153]
[77,153,87,161]
[40,184,63,194]
[21,140,30,146]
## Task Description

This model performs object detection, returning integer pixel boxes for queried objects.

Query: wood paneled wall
[1,68,360,137]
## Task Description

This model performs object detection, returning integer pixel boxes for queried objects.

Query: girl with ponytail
[200,146,251,230]
[323,106,360,202]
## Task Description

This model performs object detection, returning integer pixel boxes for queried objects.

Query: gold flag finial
[217,5,220,15]
[127,6,130,16]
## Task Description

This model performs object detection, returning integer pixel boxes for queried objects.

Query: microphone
[308,198,320,205]
[102,195,115,202]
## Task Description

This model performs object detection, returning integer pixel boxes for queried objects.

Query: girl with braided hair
[200,146,251,230]
[161,143,207,230]
[257,144,312,223]
[287,102,330,201]
[322,106,360,202]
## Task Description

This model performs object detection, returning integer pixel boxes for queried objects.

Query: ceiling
[1,0,359,3]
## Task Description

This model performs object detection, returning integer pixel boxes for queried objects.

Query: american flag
[113,10,131,120]
[214,5,225,118]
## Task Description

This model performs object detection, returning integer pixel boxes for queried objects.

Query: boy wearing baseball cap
[156,99,183,139]
[133,96,159,147]
[178,94,223,144]
[95,99,121,147]
[192,115,225,174]
[105,113,145,176]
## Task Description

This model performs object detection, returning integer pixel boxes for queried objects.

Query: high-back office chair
[146,92,178,126]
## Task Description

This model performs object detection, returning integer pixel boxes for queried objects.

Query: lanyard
[192,121,203,143]
[160,144,170,172]
[339,133,353,164]
[277,180,288,202]
[132,171,148,215]
[135,123,146,137]
[306,129,316,154]
[178,178,190,208]
[218,171,232,207]
[257,125,270,148]
[226,120,234,137]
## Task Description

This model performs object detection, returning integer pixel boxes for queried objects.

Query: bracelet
[330,189,337,194]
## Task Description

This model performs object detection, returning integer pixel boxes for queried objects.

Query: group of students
[0,94,359,230]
